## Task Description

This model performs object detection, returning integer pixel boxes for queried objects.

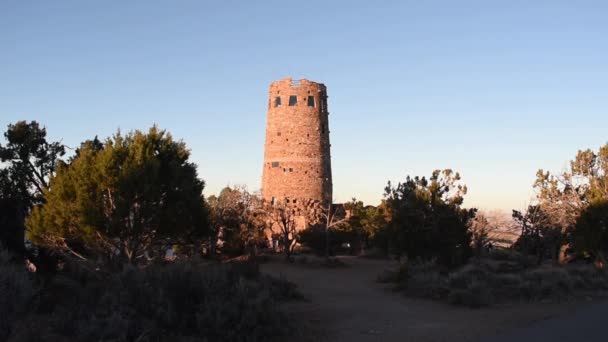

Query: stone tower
[261,77,332,206]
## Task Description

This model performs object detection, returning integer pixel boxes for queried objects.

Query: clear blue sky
[1,1,607,211]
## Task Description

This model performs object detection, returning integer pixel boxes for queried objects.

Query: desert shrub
[406,269,446,299]
[445,263,495,307]
[0,248,37,341]
[9,260,300,342]
[447,278,494,307]
[379,259,447,299]
[383,255,608,308]
[521,267,573,300]
[488,248,537,269]
[490,273,525,300]
[567,264,608,290]
[447,263,489,289]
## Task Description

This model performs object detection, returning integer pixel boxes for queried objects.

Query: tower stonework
[261,77,332,206]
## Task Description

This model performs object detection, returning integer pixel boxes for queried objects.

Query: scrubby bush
[5,260,301,341]
[487,248,537,271]
[0,248,37,341]
[567,264,608,290]
[377,259,447,298]
[381,250,608,308]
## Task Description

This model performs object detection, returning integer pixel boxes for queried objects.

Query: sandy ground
[261,256,601,342]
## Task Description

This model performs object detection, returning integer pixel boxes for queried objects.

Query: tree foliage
[0,121,65,255]
[512,205,562,264]
[528,143,608,264]
[382,169,474,267]
[26,127,208,264]
[572,200,608,265]
[208,186,267,257]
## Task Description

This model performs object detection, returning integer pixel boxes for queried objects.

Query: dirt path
[262,256,596,342]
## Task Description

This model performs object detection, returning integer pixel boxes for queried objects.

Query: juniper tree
[383,169,474,267]
[27,127,208,265]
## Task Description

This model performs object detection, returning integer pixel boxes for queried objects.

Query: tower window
[271,162,279,167]
[289,168,293,172]
[307,96,315,107]
[274,96,281,107]
[288,95,297,106]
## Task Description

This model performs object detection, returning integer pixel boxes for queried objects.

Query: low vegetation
[0,247,301,341]
[0,248,38,341]
[378,249,608,308]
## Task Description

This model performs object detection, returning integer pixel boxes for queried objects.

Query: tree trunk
[284,233,292,261]
[557,244,569,265]
[595,251,606,270]
[325,226,330,259]
[208,232,217,258]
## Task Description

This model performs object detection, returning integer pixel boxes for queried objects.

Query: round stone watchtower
[261,77,332,206]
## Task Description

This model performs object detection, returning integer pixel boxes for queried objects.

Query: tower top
[269,77,327,90]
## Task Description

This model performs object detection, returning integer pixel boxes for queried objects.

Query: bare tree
[238,190,268,258]
[317,201,349,258]
[469,210,520,257]
[266,199,301,261]
[534,169,588,264]
[207,187,243,256]
[207,186,267,258]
